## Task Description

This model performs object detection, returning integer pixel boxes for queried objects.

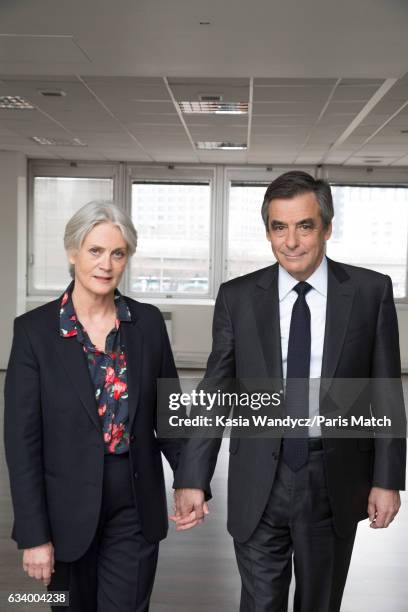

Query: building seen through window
[131,181,211,296]
[227,183,408,298]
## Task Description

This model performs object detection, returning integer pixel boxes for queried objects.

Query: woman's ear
[67,249,77,265]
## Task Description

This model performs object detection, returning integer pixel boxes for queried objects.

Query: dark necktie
[282,281,312,471]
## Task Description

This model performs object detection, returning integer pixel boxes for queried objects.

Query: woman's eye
[89,247,100,255]
[113,251,125,259]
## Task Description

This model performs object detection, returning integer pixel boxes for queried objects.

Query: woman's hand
[22,542,55,586]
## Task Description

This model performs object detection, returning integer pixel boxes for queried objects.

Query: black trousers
[234,446,357,612]
[49,453,159,612]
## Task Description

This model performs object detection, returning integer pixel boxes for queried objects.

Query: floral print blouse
[60,282,131,455]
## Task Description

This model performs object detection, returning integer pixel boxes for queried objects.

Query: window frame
[127,164,217,300]
[328,180,408,303]
[28,160,120,298]
[222,166,315,283]
[26,161,408,306]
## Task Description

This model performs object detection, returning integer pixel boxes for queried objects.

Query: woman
[4,201,182,611]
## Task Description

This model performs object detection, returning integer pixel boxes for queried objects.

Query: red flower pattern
[104,366,115,386]
[60,282,131,455]
[108,423,125,453]
[113,379,127,400]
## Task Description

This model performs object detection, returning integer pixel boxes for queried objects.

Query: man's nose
[285,227,298,249]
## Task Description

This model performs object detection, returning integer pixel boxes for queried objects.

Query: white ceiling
[1,0,408,165]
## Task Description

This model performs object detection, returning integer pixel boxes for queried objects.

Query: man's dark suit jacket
[174,258,406,540]
[4,296,182,562]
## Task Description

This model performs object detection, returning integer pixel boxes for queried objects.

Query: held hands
[170,488,209,531]
[23,542,55,586]
[367,487,401,529]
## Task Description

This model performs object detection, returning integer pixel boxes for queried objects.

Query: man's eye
[299,224,312,230]
[273,225,285,231]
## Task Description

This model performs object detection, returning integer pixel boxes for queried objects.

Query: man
[172,171,406,611]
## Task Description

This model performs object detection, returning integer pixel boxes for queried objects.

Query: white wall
[0,152,27,369]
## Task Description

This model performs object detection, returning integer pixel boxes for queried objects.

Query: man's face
[266,191,332,281]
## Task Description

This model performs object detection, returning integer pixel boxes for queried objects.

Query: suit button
[130,435,135,442]
[272,452,278,460]
[134,471,139,479]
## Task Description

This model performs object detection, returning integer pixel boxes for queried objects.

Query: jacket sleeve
[371,276,406,490]
[4,317,52,549]
[155,312,185,473]
[173,283,236,499]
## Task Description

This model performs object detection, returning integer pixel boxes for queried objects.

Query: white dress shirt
[278,255,328,436]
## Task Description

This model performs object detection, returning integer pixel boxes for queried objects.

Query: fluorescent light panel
[179,101,248,114]
[196,141,247,150]
[0,96,35,109]
[31,136,87,146]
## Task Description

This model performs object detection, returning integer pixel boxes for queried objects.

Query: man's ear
[266,228,271,243]
[324,222,333,241]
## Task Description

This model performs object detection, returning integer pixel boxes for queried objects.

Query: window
[31,176,113,292]
[27,163,408,304]
[131,181,211,296]
[329,185,408,298]
[227,182,275,280]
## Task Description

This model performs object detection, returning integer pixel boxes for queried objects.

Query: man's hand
[170,488,209,531]
[367,487,401,528]
[23,542,55,586]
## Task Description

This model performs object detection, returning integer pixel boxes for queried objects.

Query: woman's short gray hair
[64,200,137,278]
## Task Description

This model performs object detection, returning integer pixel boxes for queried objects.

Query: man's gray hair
[261,171,334,230]
[64,200,137,278]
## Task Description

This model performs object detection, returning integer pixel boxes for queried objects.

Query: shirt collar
[278,255,328,302]
[59,281,131,338]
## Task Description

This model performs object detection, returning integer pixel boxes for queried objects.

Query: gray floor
[1,371,407,611]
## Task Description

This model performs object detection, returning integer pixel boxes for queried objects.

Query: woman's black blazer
[4,296,182,562]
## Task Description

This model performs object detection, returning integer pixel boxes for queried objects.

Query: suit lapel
[121,317,143,430]
[252,264,283,380]
[321,258,355,379]
[53,333,101,432]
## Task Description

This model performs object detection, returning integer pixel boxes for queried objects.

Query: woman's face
[68,222,129,296]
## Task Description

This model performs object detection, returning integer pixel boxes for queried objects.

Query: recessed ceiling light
[364,158,382,164]
[31,136,87,146]
[38,89,67,98]
[196,141,247,150]
[0,96,35,110]
[179,101,248,115]
[199,20,212,25]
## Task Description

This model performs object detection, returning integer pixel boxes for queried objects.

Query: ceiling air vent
[364,159,382,164]
[196,141,247,150]
[38,89,67,98]
[198,94,223,102]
